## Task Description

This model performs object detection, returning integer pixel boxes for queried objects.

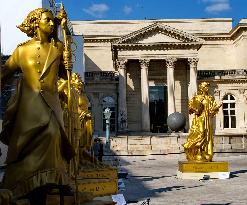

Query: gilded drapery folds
[0,8,75,199]
[183,82,222,162]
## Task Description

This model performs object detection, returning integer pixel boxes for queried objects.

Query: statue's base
[177,161,230,179]
[46,195,74,205]
[77,167,118,197]
[83,196,116,205]
[46,195,115,205]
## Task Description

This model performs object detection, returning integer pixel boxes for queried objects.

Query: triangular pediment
[114,22,204,44]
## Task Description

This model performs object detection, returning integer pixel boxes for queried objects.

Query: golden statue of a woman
[0,8,75,203]
[183,82,222,162]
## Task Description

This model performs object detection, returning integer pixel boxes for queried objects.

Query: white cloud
[123,6,132,15]
[205,2,231,13]
[201,0,231,14]
[83,3,109,18]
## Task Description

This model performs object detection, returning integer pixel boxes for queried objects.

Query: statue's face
[201,85,209,94]
[38,11,54,35]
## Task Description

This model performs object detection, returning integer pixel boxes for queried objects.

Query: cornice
[83,26,247,43]
[112,42,202,51]
[84,38,117,43]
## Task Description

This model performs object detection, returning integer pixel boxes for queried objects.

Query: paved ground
[114,154,247,205]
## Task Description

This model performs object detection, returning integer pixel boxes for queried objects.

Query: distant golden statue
[183,82,222,162]
[0,8,75,202]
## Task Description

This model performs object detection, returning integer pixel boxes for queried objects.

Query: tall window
[102,96,116,132]
[223,94,236,128]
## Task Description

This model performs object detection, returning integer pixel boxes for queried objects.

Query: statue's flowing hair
[17,8,51,37]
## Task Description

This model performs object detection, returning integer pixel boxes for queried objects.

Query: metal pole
[106,119,110,143]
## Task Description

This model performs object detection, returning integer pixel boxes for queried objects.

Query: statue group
[0,4,225,205]
[0,7,96,205]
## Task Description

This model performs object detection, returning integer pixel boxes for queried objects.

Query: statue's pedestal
[77,167,118,197]
[82,196,116,205]
[177,161,230,179]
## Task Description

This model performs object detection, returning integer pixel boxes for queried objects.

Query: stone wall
[109,134,247,156]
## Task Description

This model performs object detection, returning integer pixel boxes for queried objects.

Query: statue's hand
[87,113,92,119]
[79,111,86,120]
[61,18,67,29]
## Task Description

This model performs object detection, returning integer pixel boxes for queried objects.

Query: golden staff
[60,3,72,170]
[59,4,79,204]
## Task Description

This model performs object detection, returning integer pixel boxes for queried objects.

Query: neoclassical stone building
[72,18,247,137]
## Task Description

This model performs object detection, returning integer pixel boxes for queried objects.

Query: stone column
[116,59,128,132]
[139,59,150,132]
[188,58,199,99]
[239,89,247,130]
[165,57,177,116]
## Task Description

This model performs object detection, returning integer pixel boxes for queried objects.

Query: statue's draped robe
[0,40,74,198]
[60,83,93,175]
[79,94,93,150]
[183,94,219,162]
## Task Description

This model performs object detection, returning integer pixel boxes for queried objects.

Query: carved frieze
[239,88,245,95]
[198,69,247,80]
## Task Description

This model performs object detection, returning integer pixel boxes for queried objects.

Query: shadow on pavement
[103,151,205,203]
[201,203,231,205]
[230,169,247,178]
[130,175,175,182]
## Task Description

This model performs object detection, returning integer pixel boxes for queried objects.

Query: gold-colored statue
[59,72,118,199]
[71,73,93,151]
[183,82,222,162]
[0,7,75,203]
[58,73,93,176]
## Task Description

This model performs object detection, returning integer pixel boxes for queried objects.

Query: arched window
[102,96,116,132]
[223,94,236,128]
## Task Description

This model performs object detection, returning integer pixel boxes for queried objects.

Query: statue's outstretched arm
[1,48,20,88]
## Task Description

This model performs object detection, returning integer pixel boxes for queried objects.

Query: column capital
[139,59,150,69]
[116,59,128,70]
[165,57,177,68]
[188,57,199,67]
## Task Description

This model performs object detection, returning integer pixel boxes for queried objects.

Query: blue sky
[62,0,247,25]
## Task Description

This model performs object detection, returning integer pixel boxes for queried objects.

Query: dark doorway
[149,86,168,133]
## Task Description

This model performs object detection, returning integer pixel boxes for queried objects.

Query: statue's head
[18,8,54,38]
[198,82,210,94]
[72,73,84,91]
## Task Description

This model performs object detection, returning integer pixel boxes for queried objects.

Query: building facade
[72,18,247,137]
